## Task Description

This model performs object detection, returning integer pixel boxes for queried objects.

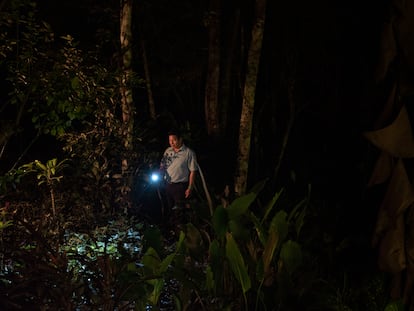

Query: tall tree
[234,0,267,195]
[119,0,134,208]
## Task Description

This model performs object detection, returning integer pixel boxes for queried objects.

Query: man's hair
[167,129,181,138]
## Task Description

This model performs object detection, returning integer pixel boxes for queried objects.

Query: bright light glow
[151,173,160,182]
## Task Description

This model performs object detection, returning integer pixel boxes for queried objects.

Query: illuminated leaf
[34,160,47,171]
[225,233,251,293]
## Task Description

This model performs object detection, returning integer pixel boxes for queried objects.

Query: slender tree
[234,0,267,195]
[120,0,134,208]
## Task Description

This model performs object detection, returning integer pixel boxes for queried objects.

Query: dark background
[2,0,397,283]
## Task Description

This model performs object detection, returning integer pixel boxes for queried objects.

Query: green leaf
[225,232,251,294]
[262,188,284,224]
[209,239,223,274]
[47,158,56,168]
[269,210,288,243]
[256,257,264,281]
[227,192,256,219]
[148,278,164,306]
[212,206,228,239]
[57,126,65,136]
[67,111,75,120]
[384,300,405,311]
[159,253,175,273]
[126,262,138,272]
[206,265,215,293]
[249,212,267,246]
[280,240,302,275]
[173,295,183,311]
[46,97,54,106]
[288,187,310,238]
[229,219,249,240]
[142,247,160,273]
[34,160,47,171]
[0,220,13,230]
[57,100,66,112]
[71,76,80,90]
[176,231,186,252]
[262,229,279,274]
[184,223,204,260]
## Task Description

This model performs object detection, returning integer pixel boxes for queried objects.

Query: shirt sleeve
[188,150,198,171]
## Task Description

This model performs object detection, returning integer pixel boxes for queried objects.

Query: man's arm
[188,170,196,189]
[185,170,196,198]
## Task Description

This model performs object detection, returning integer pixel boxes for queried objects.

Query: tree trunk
[120,0,134,209]
[204,0,221,141]
[234,0,266,195]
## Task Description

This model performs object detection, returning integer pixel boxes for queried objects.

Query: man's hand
[185,188,192,198]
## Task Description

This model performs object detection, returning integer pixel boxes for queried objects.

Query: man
[160,131,198,217]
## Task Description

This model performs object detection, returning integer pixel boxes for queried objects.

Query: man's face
[169,135,182,149]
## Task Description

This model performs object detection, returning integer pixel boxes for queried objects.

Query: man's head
[168,130,183,150]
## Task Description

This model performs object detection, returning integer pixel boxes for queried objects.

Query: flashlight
[150,172,160,183]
